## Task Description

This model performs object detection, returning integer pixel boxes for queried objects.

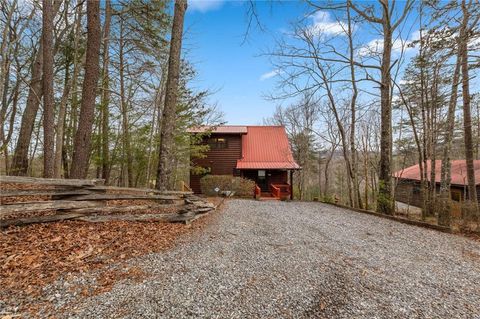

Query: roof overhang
[236,161,301,170]
[187,126,248,134]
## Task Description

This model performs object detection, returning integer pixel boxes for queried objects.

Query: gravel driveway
[61,200,480,318]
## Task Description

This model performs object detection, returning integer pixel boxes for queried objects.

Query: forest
[0,0,479,227]
[0,0,222,191]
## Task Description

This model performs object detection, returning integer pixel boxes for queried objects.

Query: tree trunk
[10,46,43,176]
[438,53,460,226]
[2,61,20,173]
[377,20,394,215]
[53,61,70,178]
[318,151,323,198]
[459,0,478,210]
[418,16,430,220]
[0,0,17,150]
[100,0,112,184]
[118,19,134,187]
[146,74,166,186]
[0,1,16,168]
[347,3,362,209]
[156,0,187,191]
[70,0,101,179]
[54,0,83,178]
[42,0,55,178]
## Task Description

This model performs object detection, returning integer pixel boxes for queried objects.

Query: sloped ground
[38,200,480,318]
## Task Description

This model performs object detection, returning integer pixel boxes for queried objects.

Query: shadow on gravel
[302,270,352,318]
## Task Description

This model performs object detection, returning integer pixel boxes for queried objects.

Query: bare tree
[459,0,479,212]
[10,1,63,176]
[438,50,461,226]
[349,0,413,214]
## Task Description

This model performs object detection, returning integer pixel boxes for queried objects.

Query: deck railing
[254,184,261,198]
[270,183,291,199]
[270,184,281,198]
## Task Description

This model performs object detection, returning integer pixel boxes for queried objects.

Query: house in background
[394,160,480,215]
[188,125,300,199]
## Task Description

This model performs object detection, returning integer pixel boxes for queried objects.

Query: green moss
[377,180,393,214]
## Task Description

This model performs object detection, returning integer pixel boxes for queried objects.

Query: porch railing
[270,183,291,199]
[270,184,281,198]
[254,184,261,198]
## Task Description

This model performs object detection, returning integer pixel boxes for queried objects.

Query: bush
[200,175,255,197]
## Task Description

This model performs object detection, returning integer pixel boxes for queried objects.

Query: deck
[255,183,292,200]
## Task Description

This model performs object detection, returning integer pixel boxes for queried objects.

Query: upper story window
[207,137,228,149]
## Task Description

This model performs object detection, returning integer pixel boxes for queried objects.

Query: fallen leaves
[0,182,222,316]
[0,219,189,312]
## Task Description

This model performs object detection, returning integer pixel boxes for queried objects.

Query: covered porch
[241,169,295,200]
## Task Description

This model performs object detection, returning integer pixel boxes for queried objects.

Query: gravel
[55,200,480,318]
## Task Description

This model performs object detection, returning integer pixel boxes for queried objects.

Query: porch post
[289,170,293,200]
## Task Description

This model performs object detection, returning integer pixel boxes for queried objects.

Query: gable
[236,126,300,170]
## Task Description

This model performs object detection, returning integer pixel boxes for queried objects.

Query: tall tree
[10,1,62,176]
[100,0,112,183]
[459,0,479,211]
[156,0,187,190]
[350,0,413,215]
[69,0,101,179]
[54,1,84,178]
[42,0,55,177]
[118,17,134,187]
[438,51,461,226]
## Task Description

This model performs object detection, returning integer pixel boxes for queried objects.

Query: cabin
[188,125,300,199]
[393,160,480,215]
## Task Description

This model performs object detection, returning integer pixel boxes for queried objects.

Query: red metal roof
[393,160,480,186]
[187,125,247,134]
[236,126,300,170]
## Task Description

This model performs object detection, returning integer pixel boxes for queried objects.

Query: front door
[257,170,268,192]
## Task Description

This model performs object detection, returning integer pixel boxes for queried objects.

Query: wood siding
[394,178,479,215]
[395,180,424,208]
[190,134,242,193]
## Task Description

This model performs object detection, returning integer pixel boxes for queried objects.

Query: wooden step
[259,192,279,200]
[259,197,279,201]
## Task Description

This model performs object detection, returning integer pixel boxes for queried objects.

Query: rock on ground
[55,200,480,318]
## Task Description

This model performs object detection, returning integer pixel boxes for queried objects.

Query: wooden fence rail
[1,176,213,227]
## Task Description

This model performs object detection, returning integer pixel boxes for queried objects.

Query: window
[258,170,266,180]
[207,137,228,149]
[451,190,462,202]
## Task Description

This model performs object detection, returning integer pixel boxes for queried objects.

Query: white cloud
[357,33,418,58]
[308,11,347,37]
[357,38,383,57]
[410,30,421,42]
[188,0,224,13]
[469,36,480,49]
[260,69,282,81]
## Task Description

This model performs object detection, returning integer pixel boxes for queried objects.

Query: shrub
[200,175,255,197]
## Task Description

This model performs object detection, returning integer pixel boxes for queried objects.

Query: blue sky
[183,1,422,125]
[184,1,310,125]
